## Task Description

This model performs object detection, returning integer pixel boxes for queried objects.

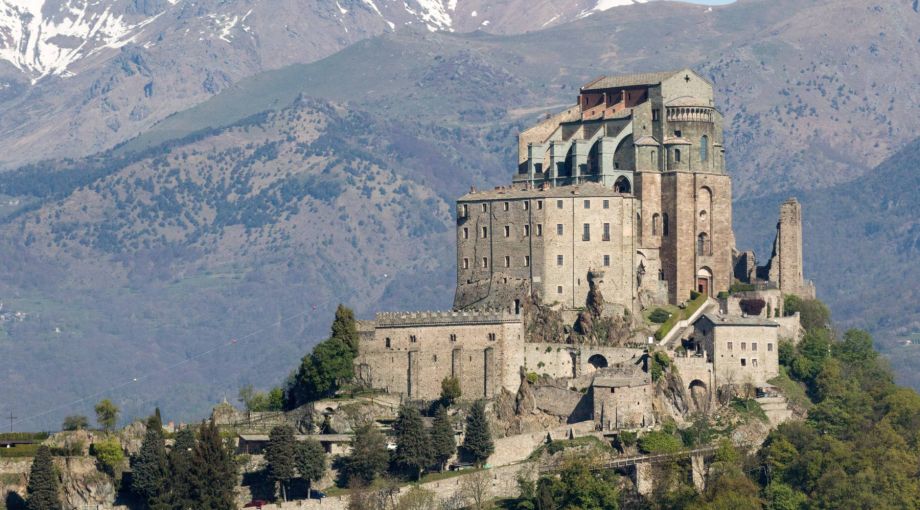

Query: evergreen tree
[132,413,169,508]
[461,400,494,467]
[429,405,456,472]
[331,304,360,355]
[162,427,196,510]
[292,337,355,405]
[295,439,326,495]
[265,425,297,501]
[26,446,61,510]
[94,399,119,432]
[344,423,389,484]
[188,420,237,510]
[440,376,462,407]
[393,405,431,480]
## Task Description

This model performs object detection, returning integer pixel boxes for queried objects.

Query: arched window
[697,233,710,255]
[674,149,681,163]
[700,135,709,162]
[652,213,660,235]
[614,176,631,193]
[663,214,669,236]
[650,150,656,166]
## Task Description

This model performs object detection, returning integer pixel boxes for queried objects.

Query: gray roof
[634,135,660,146]
[697,314,779,327]
[239,434,352,442]
[582,71,681,91]
[458,182,635,201]
[592,362,650,388]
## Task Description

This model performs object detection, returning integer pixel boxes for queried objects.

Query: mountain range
[0,0,918,429]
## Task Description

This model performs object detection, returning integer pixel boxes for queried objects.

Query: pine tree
[162,427,196,510]
[345,423,389,484]
[393,405,432,480]
[265,425,297,501]
[296,439,326,495]
[132,413,169,508]
[94,399,119,432]
[26,445,61,510]
[331,304,359,354]
[188,420,237,509]
[461,400,494,467]
[430,405,456,472]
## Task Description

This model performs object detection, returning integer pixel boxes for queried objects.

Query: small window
[503,202,509,211]
[603,223,610,241]
[584,199,591,209]
[674,130,682,137]
[752,342,758,352]
[727,342,732,351]
[582,223,591,241]
[652,214,660,236]
[488,333,496,342]
[449,334,457,342]
[663,214,670,236]
[463,227,469,239]
[741,342,747,351]
[741,358,747,367]
[700,135,709,162]
[557,224,564,235]
[433,354,437,362]
[752,358,758,367]
[536,224,543,236]
[603,255,610,267]
[557,255,564,266]
[557,285,563,294]
[504,225,510,237]
[674,149,682,163]
[524,225,530,237]
[463,258,469,269]
[481,226,488,238]
[537,200,543,210]
[481,203,487,212]
[768,343,773,352]
[523,201,529,211]
[652,109,660,121]
[482,257,488,268]
[603,199,609,209]
[524,256,530,267]
[385,337,391,348]
[556,200,564,209]
[410,335,417,343]
[504,256,510,268]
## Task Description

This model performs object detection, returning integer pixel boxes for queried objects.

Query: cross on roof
[684,74,691,83]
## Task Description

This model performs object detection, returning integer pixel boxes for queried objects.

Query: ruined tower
[765,198,815,299]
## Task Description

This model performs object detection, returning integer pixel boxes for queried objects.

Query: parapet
[375,308,523,328]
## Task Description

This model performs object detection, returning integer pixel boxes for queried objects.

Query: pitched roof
[592,362,650,388]
[458,182,635,201]
[581,71,681,91]
[697,313,779,327]
[634,135,660,146]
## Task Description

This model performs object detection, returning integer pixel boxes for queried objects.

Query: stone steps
[756,395,793,425]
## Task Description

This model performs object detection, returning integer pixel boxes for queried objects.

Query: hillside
[0,0,918,429]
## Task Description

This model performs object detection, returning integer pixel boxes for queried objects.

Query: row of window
[462,253,615,270]
[463,222,614,241]
[726,341,773,353]
[460,199,615,218]
[382,332,495,348]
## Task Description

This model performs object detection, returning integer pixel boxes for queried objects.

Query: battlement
[375,309,522,328]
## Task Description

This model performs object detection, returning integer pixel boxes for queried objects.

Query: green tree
[26,445,61,510]
[440,376,462,407]
[344,423,389,484]
[94,399,119,432]
[557,460,619,510]
[188,420,237,509]
[295,439,326,495]
[331,304,360,354]
[461,400,494,467]
[430,405,456,472]
[239,385,285,412]
[393,405,431,480]
[131,413,169,508]
[61,415,88,431]
[92,437,124,476]
[394,486,437,510]
[783,296,830,332]
[162,427,196,509]
[266,425,297,501]
[291,337,355,405]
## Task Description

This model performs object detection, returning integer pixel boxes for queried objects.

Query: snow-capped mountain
[0,0,649,82]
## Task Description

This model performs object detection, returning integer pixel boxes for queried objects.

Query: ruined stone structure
[761,198,816,299]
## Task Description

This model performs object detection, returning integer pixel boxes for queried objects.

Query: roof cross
[684,74,691,83]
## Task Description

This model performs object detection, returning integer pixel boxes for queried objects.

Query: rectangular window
[481,226,488,238]
[557,199,564,209]
[523,201,529,211]
[603,223,610,241]
[582,223,591,241]
[536,224,543,236]
[652,109,660,121]
[603,199,609,209]
[741,342,747,351]
[584,199,591,209]
[449,334,457,342]
[752,342,758,352]
[504,256,510,268]
[524,225,530,237]
[557,255,564,266]
[603,255,610,267]
[524,256,530,267]
[433,355,437,362]
[481,203,487,212]
[463,258,469,269]
[482,257,489,268]
[741,358,747,367]
[537,200,543,210]
[410,335,417,343]
[463,227,469,239]
[557,285,563,294]
[727,342,732,351]
[504,225,510,237]
[767,343,773,352]
[503,202,509,211]
[488,333,496,342]
[557,224,564,235]
[462,204,468,217]
[752,358,759,367]
[385,337,391,348]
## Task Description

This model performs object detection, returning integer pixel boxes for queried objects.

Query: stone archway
[689,379,709,413]
[587,354,609,372]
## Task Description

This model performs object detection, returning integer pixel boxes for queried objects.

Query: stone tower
[765,198,815,299]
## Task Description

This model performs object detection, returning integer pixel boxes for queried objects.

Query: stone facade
[762,198,816,299]
[692,314,780,388]
[591,361,655,431]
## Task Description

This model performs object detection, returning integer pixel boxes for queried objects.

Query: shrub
[638,431,683,454]
[526,371,539,384]
[92,437,125,475]
[739,298,766,316]
[649,308,671,324]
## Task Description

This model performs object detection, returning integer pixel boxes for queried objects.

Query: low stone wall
[773,314,802,343]
[491,420,596,467]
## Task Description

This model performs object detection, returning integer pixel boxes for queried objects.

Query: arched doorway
[587,354,608,371]
[696,267,712,296]
[689,380,709,412]
[614,176,631,194]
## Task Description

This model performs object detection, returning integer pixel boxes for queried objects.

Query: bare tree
[458,470,493,510]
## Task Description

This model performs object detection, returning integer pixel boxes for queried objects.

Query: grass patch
[654,293,708,341]
[769,367,813,410]
[0,443,40,458]
[529,436,612,460]
[730,398,768,423]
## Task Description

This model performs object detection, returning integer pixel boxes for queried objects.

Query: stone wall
[764,198,816,299]
[519,342,645,382]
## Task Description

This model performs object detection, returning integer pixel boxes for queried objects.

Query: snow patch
[577,0,647,19]
[336,1,348,15]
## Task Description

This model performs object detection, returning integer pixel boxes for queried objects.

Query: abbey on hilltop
[354,70,813,427]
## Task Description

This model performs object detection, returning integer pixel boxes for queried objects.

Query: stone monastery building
[355,70,812,421]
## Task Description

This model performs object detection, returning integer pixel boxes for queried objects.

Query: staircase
[756,395,793,426]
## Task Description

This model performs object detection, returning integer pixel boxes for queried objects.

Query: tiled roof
[581,71,680,91]
[592,362,650,388]
[634,135,660,146]
[697,313,779,327]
